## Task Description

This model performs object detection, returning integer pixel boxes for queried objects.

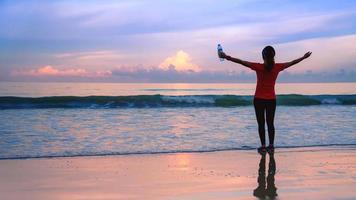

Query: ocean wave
[0,94,355,109]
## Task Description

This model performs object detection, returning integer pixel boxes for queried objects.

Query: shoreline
[1,144,356,160]
[1,146,356,200]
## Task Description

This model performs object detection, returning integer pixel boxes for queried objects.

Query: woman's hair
[262,46,275,72]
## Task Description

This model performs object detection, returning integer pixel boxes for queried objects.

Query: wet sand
[1,146,356,200]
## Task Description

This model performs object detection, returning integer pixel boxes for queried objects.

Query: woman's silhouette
[219,46,311,153]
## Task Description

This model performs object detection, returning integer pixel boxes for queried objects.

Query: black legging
[253,98,276,146]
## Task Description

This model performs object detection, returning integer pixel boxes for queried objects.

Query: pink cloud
[12,65,112,77]
[55,51,125,60]
[159,50,200,72]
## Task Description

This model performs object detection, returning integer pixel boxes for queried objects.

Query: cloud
[55,51,125,60]
[5,64,355,83]
[1,0,354,40]
[110,66,356,83]
[12,65,112,77]
[275,34,356,73]
[111,66,247,83]
[159,50,200,72]
[1,0,355,80]
[50,50,131,70]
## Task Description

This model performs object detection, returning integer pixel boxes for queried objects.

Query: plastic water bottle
[217,44,224,61]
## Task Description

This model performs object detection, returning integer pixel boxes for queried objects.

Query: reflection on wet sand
[253,151,277,199]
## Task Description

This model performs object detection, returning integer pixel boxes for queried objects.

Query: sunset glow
[0,0,355,82]
[0,1,356,200]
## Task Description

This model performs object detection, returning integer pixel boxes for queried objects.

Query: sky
[0,0,355,82]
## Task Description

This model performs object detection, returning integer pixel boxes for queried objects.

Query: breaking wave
[0,94,355,109]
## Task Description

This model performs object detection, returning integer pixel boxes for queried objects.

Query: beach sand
[1,146,356,200]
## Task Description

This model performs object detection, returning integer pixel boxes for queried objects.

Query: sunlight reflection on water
[0,105,355,159]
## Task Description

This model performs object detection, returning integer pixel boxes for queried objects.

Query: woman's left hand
[303,51,312,59]
[219,51,227,59]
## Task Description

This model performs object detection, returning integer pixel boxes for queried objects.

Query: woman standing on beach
[219,46,312,153]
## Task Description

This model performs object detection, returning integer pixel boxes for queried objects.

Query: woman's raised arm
[282,51,312,69]
[219,52,255,68]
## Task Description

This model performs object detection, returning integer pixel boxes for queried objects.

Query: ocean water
[0,82,355,159]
